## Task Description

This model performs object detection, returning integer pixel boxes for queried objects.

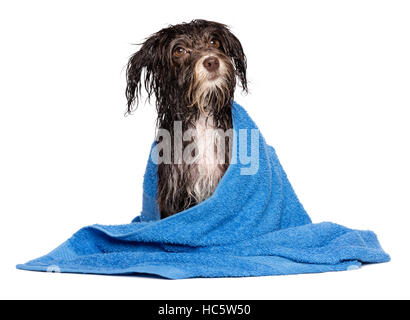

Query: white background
[1,0,409,299]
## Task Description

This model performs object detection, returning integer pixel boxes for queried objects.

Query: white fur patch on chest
[188,115,226,203]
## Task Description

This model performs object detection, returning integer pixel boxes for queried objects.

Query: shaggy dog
[126,20,247,218]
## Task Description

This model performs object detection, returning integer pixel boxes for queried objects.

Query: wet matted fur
[126,19,247,218]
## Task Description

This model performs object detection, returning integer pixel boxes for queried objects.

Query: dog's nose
[203,56,220,72]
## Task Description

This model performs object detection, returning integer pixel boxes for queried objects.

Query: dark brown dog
[126,20,247,218]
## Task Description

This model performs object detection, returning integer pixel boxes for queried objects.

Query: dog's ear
[125,35,162,114]
[220,27,248,93]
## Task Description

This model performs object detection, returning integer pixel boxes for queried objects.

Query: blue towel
[17,102,390,279]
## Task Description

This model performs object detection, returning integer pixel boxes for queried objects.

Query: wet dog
[126,20,247,218]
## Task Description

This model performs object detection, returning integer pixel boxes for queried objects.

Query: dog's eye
[209,39,220,49]
[173,47,187,57]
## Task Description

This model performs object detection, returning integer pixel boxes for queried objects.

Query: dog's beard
[187,55,235,114]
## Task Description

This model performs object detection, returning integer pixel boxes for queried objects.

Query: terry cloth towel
[17,102,390,279]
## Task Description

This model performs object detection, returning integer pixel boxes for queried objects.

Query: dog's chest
[193,116,219,165]
[188,115,226,202]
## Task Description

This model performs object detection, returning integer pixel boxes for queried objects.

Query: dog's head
[126,20,247,120]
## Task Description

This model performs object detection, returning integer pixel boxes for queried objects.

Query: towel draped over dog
[17,103,390,278]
